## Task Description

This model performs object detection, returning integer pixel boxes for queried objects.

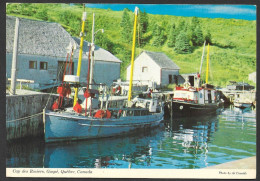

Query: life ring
[183,82,190,89]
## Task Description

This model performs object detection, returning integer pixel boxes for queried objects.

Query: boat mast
[128,7,139,101]
[73,9,87,106]
[206,43,210,84]
[199,41,206,76]
[198,41,206,87]
[89,13,95,89]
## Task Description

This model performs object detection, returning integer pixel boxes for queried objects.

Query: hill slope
[6,3,256,87]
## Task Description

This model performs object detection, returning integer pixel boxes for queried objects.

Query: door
[169,75,172,84]
[189,76,194,86]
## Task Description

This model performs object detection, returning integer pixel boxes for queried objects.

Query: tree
[192,25,204,46]
[174,31,191,54]
[120,8,132,43]
[176,21,186,34]
[138,10,149,46]
[204,30,212,45]
[152,24,165,46]
[94,33,113,53]
[167,22,177,47]
[191,17,200,28]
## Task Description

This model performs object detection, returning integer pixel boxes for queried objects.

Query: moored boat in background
[167,43,220,117]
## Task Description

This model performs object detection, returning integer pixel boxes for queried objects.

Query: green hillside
[6,3,256,87]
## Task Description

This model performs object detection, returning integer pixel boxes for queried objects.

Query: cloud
[192,5,256,15]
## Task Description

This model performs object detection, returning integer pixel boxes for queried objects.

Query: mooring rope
[7,112,43,123]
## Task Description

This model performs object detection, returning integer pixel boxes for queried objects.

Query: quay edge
[6,91,58,141]
[202,156,256,169]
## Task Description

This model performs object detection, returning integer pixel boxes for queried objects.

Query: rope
[44,55,68,109]
[68,48,74,75]
[7,112,43,123]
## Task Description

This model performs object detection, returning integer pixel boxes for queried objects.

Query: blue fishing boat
[44,101,163,142]
[43,7,164,143]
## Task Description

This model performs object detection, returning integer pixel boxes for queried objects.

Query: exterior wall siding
[6,53,60,84]
[161,69,179,86]
[126,53,161,85]
[6,53,121,87]
[73,60,120,86]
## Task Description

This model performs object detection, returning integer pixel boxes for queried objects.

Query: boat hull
[234,102,252,109]
[44,111,164,143]
[167,101,218,118]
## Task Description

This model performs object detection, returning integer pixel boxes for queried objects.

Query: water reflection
[7,127,164,168]
[6,106,256,169]
[162,115,219,168]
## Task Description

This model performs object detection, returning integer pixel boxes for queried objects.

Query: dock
[203,156,256,169]
[220,89,256,104]
[6,89,58,141]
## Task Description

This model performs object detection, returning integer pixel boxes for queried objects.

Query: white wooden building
[6,16,121,89]
[126,51,180,87]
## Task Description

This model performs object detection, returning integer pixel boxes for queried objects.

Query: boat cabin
[173,85,217,105]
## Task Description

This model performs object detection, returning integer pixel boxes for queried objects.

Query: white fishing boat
[233,100,252,109]
[43,7,164,143]
[233,81,253,109]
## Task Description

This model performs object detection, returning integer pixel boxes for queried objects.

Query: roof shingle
[144,51,180,69]
[6,16,121,63]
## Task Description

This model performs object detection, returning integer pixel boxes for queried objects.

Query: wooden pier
[220,89,256,104]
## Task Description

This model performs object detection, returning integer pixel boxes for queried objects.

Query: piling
[10,18,19,95]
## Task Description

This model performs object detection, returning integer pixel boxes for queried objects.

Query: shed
[6,16,121,89]
[126,51,180,87]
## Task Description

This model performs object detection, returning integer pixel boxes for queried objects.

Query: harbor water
[6,106,256,169]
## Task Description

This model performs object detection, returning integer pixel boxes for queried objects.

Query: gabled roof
[127,51,180,70]
[73,37,121,63]
[6,16,121,63]
[6,16,76,58]
[144,51,180,69]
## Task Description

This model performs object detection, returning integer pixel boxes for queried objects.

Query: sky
[85,4,256,20]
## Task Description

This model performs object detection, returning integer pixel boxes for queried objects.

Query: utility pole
[10,18,20,95]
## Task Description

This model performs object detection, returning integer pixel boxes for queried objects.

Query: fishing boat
[233,81,253,109]
[43,7,164,143]
[233,99,252,109]
[167,43,219,117]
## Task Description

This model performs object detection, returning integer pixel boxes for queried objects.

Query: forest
[6,3,256,87]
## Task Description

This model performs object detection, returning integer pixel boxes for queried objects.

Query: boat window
[208,93,212,103]
[128,110,133,116]
[134,110,141,116]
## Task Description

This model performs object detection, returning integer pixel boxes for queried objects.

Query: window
[29,61,37,69]
[142,66,148,72]
[40,62,48,70]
